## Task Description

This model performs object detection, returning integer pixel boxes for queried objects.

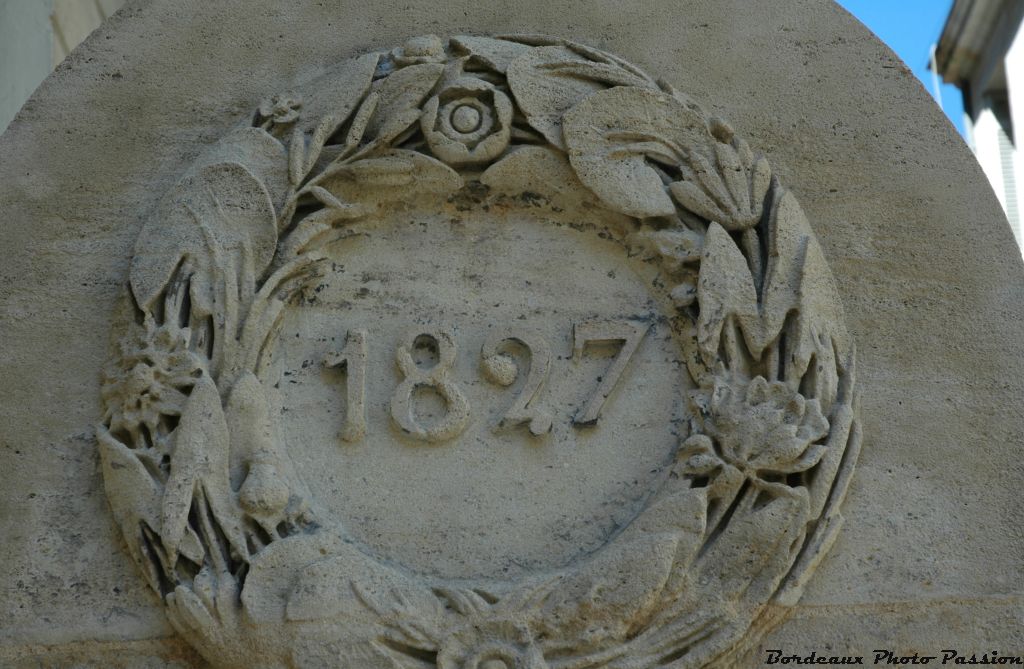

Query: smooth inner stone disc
[268,208,689,580]
[451,104,482,133]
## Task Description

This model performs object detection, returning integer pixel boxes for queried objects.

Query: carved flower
[258,91,302,126]
[683,376,829,479]
[421,77,513,166]
[393,34,447,65]
[437,620,547,669]
[101,317,205,444]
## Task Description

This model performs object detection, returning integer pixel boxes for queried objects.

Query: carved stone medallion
[98,34,860,668]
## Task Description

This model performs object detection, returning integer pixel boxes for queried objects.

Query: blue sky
[836,0,966,136]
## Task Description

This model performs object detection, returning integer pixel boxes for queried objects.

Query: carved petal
[563,87,711,218]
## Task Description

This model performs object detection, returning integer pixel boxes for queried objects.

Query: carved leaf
[696,203,842,369]
[451,35,532,72]
[161,375,247,564]
[563,86,712,218]
[539,60,650,88]
[506,46,608,150]
[607,486,707,600]
[319,149,462,204]
[291,114,346,189]
[193,127,290,211]
[697,186,850,377]
[480,146,620,217]
[129,162,278,322]
[96,427,205,584]
[224,372,276,490]
[287,544,444,637]
[225,371,309,534]
[366,62,445,142]
[294,53,379,138]
[241,533,348,622]
[695,489,809,604]
[668,132,772,232]
[696,223,759,363]
[538,533,679,648]
[343,91,380,153]
[771,191,851,383]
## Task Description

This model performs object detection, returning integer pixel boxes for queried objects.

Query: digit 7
[572,319,649,426]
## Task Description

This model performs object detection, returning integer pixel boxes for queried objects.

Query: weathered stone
[0,1,1022,668]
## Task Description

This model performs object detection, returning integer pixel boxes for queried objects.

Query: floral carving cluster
[422,78,513,165]
[682,377,830,490]
[101,316,204,446]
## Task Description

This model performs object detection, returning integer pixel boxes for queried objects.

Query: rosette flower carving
[437,620,547,669]
[101,317,205,444]
[683,376,829,482]
[421,77,513,166]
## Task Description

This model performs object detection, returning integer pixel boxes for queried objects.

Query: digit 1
[325,329,367,442]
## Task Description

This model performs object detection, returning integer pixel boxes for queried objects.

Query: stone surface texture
[0,0,1022,667]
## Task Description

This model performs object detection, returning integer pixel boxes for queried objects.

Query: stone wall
[0,1,1021,666]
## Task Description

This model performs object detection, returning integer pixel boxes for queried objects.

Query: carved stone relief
[98,34,860,668]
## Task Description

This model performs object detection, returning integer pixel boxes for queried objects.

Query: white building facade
[935,0,1024,249]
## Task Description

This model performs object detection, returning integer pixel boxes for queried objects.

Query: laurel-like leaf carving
[537,533,679,651]
[319,149,463,203]
[161,375,248,565]
[129,162,277,321]
[292,52,379,139]
[695,222,759,366]
[563,86,712,218]
[366,62,445,142]
[452,35,531,72]
[507,46,608,150]
[97,426,205,583]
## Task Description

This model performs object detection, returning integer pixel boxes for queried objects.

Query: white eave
[934,0,1018,87]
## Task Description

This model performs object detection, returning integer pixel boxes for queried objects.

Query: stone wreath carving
[98,34,861,668]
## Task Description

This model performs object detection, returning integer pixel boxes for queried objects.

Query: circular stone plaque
[270,208,688,580]
[98,34,860,669]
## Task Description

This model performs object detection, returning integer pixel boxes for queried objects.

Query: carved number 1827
[326,320,648,443]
